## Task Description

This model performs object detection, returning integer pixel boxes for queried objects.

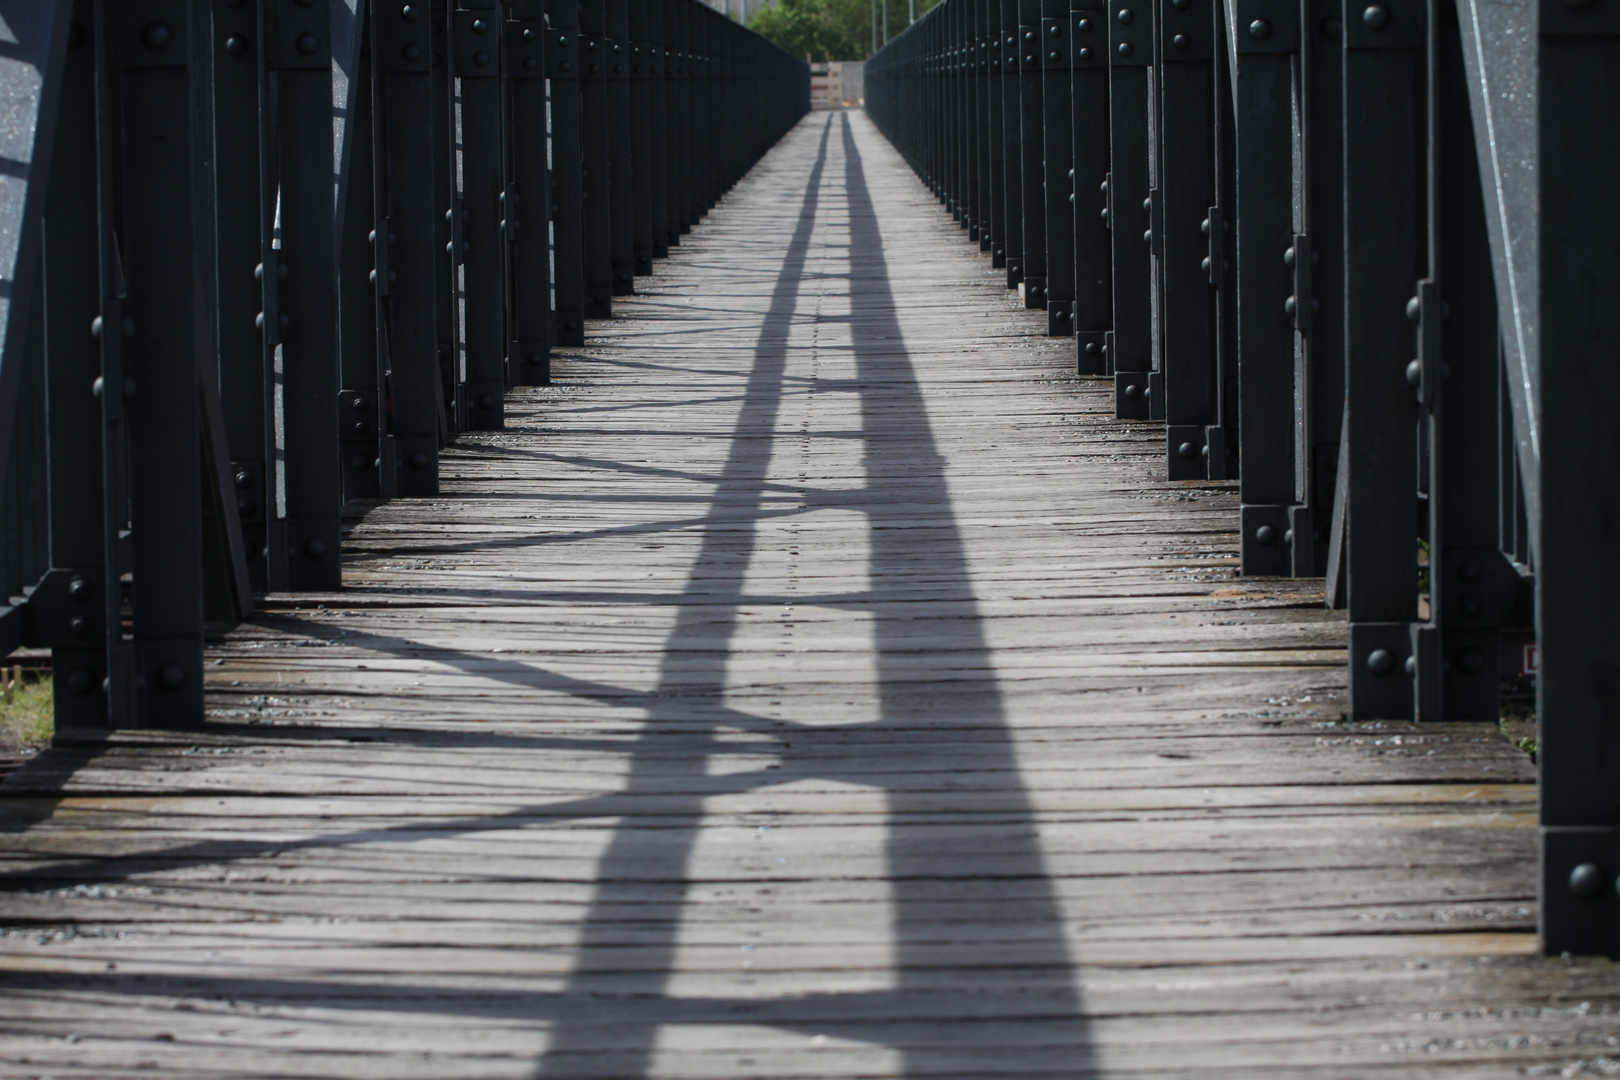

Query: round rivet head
[525,55,540,69]
[1249,17,1271,38]
[478,394,496,408]
[157,664,187,692]
[472,18,489,33]
[1049,50,1061,60]
[1459,559,1484,583]
[69,576,95,602]
[1143,228,1153,244]
[409,451,429,470]
[1367,648,1396,675]
[1570,862,1607,901]
[1079,46,1093,58]
[305,538,328,559]
[141,22,172,50]
[1085,342,1100,355]
[1048,23,1061,35]
[1079,16,1093,29]
[1321,14,1343,35]
[1118,41,1134,56]
[475,50,491,66]
[67,667,96,696]
[1363,4,1391,29]
[1255,524,1277,545]
[401,4,420,20]
[1173,32,1190,47]
[1456,647,1486,676]
[1118,7,1134,21]
[1461,593,1484,618]
[226,33,250,55]
[1406,295,1422,322]
[296,32,320,56]
[352,455,370,471]
[528,352,545,365]
[1178,441,1198,460]
[1124,383,1143,400]
[403,43,422,61]
[69,613,93,637]
[1285,296,1298,316]
[560,59,573,72]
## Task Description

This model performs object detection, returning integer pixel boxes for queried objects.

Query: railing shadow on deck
[0,112,1093,1077]
[531,110,1091,1077]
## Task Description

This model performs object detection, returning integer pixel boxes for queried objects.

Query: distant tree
[747,0,940,62]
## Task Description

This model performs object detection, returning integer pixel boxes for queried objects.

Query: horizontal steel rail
[0,2,805,723]
[865,0,1619,955]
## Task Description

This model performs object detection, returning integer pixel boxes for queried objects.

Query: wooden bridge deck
[1,110,1615,1078]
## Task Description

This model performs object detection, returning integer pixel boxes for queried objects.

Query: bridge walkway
[1,110,1608,1079]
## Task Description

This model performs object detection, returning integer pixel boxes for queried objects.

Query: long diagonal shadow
[0,112,1093,1076]
[531,112,1091,1076]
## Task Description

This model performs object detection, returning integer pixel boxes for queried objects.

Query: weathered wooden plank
[0,109,1610,1078]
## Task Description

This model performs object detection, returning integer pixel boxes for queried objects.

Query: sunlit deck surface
[2,110,1616,1079]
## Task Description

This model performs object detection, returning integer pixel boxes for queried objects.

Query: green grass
[0,673,53,750]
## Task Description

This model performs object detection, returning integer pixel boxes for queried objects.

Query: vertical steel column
[431,0,458,432]
[1231,0,1301,568]
[628,0,654,277]
[1341,0,1424,719]
[337,3,387,497]
[267,0,342,584]
[607,0,634,298]
[43,0,111,731]
[1105,0,1151,411]
[100,1,208,726]
[1535,0,1620,959]
[648,0,669,257]
[373,0,441,495]
[1301,0,1344,547]
[580,0,613,318]
[1001,0,1024,286]
[1155,0,1216,478]
[453,1,508,431]
[549,0,588,344]
[988,0,1007,268]
[1071,0,1109,372]
[1018,0,1046,306]
[211,0,272,582]
[1041,0,1075,333]
[504,0,552,385]
[1426,5,1512,724]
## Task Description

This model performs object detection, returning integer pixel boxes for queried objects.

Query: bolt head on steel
[1118,41,1134,55]
[305,538,328,559]
[402,4,420,21]
[296,32,320,55]
[226,34,250,56]
[67,668,96,696]
[1255,524,1277,545]
[1178,441,1197,460]
[1249,17,1271,38]
[1173,32,1190,47]
[1367,648,1395,675]
[409,451,430,470]
[1455,647,1486,676]
[1362,4,1390,29]
[1570,863,1607,901]
[68,576,94,601]
[141,22,172,50]
[1123,383,1142,400]
[157,664,187,692]
[403,43,422,61]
